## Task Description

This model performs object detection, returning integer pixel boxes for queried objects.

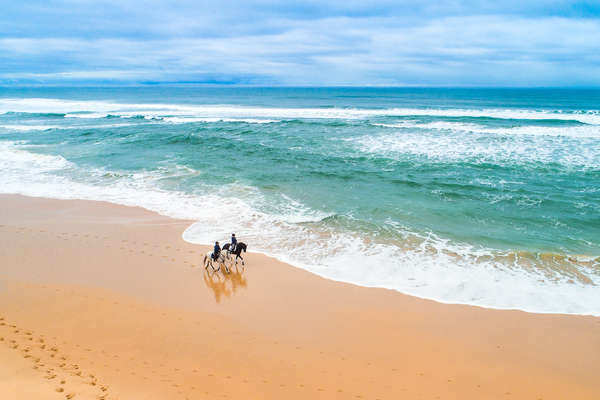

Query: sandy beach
[1,193,599,400]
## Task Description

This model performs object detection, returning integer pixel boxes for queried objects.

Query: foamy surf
[2,97,600,124]
[0,124,62,132]
[1,88,598,316]
[374,121,600,138]
[0,140,598,316]
[345,130,600,168]
[161,117,280,124]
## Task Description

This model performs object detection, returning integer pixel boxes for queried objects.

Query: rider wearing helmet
[230,233,237,252]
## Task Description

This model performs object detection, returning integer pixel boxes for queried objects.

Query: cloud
[1,2,599,85]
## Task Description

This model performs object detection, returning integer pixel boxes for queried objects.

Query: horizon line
[1,84,600,89]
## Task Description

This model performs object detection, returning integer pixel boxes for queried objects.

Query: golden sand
[1,194,599,399]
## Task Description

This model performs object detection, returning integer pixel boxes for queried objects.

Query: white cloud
[1,15,599,85]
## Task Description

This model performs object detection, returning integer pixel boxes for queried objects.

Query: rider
[213,241,221,261]
[230,233,237,253]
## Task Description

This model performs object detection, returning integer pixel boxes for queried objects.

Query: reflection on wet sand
[203,265,248,303]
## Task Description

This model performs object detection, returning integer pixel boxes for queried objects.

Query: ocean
[1,87,598,315]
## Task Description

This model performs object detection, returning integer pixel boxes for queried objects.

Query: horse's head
[240,242,247,252]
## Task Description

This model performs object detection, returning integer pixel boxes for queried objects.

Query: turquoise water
[1,87,599,314]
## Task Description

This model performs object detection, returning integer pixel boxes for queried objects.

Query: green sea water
[1,87,598,314]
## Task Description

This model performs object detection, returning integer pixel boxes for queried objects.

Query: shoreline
[1,193,599,399]
[7,188,598,317]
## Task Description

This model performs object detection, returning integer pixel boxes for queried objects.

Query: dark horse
[222,242,247,265]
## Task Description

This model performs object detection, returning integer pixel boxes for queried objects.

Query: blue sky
[1,1,599,86]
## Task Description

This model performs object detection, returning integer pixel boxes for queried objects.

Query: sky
[1,1,599,86]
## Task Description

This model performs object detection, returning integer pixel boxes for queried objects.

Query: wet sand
[1,194,599,400]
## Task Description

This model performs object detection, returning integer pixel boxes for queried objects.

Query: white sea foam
[64,113,110,119]
[0,140,598,316]
[0,124,62,131]
[0,123,137,132]
[375,121,600,138]
[161,117,280,124]
[182,212,600,316]
[0,141,71,172]
[2,98,600,124]
[346,129,600,169]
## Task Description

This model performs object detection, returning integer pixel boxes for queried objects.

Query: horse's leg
[224,256,231,273]
[207,256,216,272]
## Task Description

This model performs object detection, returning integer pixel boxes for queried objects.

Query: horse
[203,250,229,273]
[222,242,247,266]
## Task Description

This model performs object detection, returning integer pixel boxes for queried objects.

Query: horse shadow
[203,264,247,303]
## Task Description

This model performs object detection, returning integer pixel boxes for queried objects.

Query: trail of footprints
[0,316,111,399]
[0,305,385,399]
[4,225,201,268]
[2,224,527,399]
